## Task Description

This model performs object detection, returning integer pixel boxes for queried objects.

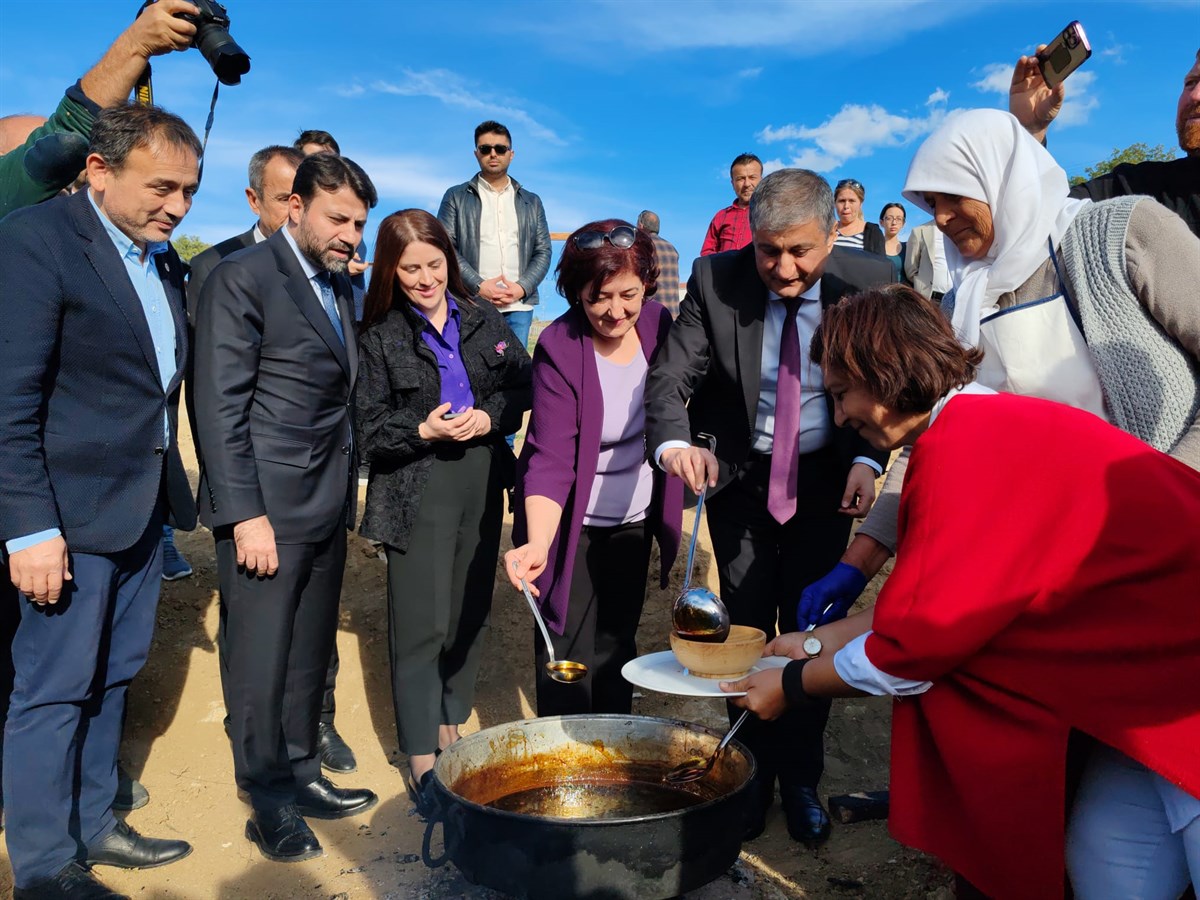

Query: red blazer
[865,393,1200,899]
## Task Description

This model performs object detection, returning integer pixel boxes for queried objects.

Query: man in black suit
[0,105,200,899]
[193,153,378,863]
[186,144,303,308]
[645,168,894,847]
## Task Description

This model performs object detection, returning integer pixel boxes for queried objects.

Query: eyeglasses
[477,144,510,156]
[881,216,905,223]
[836,179,864,191]
[572,225,637,250]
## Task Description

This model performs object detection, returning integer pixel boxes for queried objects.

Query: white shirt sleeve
[833,632,933,697]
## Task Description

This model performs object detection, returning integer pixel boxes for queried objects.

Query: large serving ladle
[515,563,588,684]
[664,709,750,784]
[671,433,731,644]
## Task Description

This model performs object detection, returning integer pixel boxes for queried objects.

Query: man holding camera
[0,0,200,220]
[0,104,201,900]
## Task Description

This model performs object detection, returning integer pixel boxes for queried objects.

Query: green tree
[1077,142,1178,184]
[172,234,211,262]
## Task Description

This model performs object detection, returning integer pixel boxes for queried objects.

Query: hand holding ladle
[514,562,588,685]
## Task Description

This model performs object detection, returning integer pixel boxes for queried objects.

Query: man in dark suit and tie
[193,152,378,863]
[0,105,200,899]
[186,144,303,309]
[645,168,894,847]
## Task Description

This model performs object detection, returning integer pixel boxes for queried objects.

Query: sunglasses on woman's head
[572,226,637,250]
[836,179,864,192]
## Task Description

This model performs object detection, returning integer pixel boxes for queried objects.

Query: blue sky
[2,0,1196,321]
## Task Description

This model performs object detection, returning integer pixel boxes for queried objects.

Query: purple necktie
[768,297,803,523]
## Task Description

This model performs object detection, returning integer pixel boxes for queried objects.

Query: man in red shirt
[700,153,762,255]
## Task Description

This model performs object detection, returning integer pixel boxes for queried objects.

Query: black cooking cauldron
[421,714,756,899]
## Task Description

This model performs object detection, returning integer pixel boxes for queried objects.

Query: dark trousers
[535,520,651,717]
[385,445,502,756]
[0,576,18,810]
[3,511,164,888]
[320,643,339,725]
[704,445,852,790]
[216,515,346,809]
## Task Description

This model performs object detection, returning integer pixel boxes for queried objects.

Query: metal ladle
[515,563,588,685]
[664,709,750,784]
[671,433,731,644]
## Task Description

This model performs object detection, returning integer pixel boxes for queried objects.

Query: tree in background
[1069,142,1178,186]
[172,234,211,262]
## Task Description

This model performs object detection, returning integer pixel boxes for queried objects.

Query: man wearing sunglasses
[646,168,894,849]
[437,120,552,358]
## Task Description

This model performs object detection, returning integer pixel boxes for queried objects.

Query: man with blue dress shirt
[0,105,200,900]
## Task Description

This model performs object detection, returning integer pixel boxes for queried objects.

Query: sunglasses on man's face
[477,144,510,156]
[572,225,637,250]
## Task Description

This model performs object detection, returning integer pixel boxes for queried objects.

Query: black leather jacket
[436,175,553,306]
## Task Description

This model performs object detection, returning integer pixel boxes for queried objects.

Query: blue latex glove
[797,562,868,629]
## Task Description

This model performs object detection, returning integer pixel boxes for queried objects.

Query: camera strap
[133,63,221,186]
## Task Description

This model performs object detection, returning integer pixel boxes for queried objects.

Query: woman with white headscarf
[792,108,1200,898]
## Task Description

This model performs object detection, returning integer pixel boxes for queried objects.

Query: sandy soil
[1,418,953,900]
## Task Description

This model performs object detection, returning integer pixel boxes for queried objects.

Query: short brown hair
[556,218,658,308]
[811,284,984,413]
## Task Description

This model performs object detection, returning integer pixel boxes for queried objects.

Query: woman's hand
[454,408,492,441]
[839,462,878,517]
[1009,47,1064,143]
[763,632,811,660]
[418,402,478,442]
[505,543,550,595]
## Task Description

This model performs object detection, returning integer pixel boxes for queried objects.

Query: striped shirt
[834,230,865,250]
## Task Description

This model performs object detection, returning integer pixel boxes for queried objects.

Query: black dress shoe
[13,862,129,900]
[246,804,322,863]
[405,769,434,818]
[112,764,149,812]
[85,820,192,870]
[317,722,357,773]
[742,770,776,842]
[295,775,378,820]
[780,784,832,846]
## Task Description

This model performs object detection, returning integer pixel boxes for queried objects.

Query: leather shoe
[112,764,149,812]
[741,770,775,842]
[780,784,832,846]
[246,804,322,863]
[295,775,378,820]
[405,769,434,819]
[85,820,192,869]
[317,722,357,773]
[13,862,129,899]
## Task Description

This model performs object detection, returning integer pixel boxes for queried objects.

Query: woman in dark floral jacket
[355,209,531,815]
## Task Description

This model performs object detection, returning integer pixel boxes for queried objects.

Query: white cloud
[757,103,948,172]
[927,87,950,106]
[364,69,565,146]
[351,152,464,207]
[737,67,763,80]
[1055,70,1100,127]
[971,63,1012,96]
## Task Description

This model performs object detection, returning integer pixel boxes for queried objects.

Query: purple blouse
[414,294,475,414]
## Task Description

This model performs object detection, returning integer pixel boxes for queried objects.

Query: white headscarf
[902,109,1089,346]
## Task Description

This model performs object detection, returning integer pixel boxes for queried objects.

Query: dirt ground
[1,418,954,900]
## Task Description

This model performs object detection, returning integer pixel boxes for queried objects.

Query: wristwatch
[802,634,823,658]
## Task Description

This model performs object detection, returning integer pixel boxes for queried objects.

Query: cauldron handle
[421,803,448,869]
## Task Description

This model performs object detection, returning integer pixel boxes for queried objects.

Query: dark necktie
[316,272,345,345]
[768,296,803,523]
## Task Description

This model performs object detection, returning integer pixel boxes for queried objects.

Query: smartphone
[442,411,464,420]
[1038,21,1091,89]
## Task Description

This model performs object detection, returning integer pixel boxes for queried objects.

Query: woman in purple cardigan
[505,220,685,716]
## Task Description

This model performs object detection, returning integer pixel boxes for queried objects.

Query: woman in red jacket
[725,285,1200,900]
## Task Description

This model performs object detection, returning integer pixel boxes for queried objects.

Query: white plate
[621,650,790,698]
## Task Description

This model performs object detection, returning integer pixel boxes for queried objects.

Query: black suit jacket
[645,244,893,493]
[0,190,196,553]
[186,227,256,321]
[193,228,358,544]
